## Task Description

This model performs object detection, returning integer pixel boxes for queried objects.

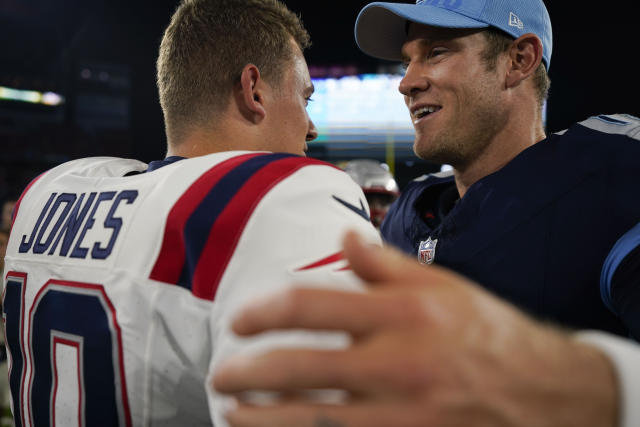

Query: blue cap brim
[355,2,489,61]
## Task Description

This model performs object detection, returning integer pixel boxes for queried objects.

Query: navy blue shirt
[381,115,640,339]
[146,156,185,172]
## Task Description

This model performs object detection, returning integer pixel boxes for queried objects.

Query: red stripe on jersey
[191,156,329,301]
[295,251,344,271]
[149,153,263,284]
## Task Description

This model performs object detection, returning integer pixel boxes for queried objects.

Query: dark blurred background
[0,0,638,201]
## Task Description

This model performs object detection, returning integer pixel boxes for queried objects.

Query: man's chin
[414,144,462,168]
[413,139,443,163]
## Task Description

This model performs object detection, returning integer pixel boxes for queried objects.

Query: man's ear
[236,64,266,122]
[505,33,543,88]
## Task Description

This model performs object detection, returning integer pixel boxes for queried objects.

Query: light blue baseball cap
[355,0,552,69]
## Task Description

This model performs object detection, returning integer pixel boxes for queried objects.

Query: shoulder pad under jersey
[557,114,640,140]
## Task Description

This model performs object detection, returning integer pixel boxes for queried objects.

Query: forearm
[575,331,640,427]
[534,332,618,427]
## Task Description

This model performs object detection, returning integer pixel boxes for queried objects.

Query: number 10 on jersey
[2,272,132,427]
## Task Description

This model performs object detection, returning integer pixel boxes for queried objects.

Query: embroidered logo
[509,12,524,30]
[418,0,462,8]
[418,237,438,265]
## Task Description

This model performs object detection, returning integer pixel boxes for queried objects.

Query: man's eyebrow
[401,38,431,62]
[401,35,453,60]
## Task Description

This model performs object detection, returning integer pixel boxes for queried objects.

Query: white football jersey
[2,151,382,426]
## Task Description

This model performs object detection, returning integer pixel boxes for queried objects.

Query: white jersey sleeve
[2,152,380,426]
[203,157,382,424]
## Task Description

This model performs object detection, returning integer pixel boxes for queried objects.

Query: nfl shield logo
[418,237,438,265]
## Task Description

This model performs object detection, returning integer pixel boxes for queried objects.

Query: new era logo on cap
[509,12,523,29]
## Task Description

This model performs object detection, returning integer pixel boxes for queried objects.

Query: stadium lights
[0,85,65,106]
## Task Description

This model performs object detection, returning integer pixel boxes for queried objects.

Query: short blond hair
[156,0,310,142]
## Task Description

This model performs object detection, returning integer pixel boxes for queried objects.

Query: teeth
[413,106,438,118]
[413,106,439,121]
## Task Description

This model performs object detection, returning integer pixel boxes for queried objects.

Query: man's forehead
[292,54,312,84]
[283,36,314,95]
[406,22,482,42]
[401,24,484,54]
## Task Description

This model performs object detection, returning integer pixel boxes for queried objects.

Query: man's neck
[453,118,546,198]
[166,119,256,158]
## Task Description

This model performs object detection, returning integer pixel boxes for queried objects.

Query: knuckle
[395,294,431,324]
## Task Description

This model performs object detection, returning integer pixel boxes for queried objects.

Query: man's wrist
[574,331,640,427]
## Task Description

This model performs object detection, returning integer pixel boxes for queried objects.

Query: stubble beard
[413,92,505,172]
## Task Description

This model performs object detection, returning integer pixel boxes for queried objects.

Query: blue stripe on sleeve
[601,222,640,313]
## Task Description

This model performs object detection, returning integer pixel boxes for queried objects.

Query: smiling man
[399,24,542,187]
[363,0,640,341]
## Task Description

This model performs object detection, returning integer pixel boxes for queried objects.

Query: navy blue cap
[355,0,552,69]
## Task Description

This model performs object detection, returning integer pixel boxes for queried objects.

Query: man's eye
[305,96,314,106]
[429,48,447,58]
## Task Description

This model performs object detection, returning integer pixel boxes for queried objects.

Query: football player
[1,0,380,425]
[360,0,640,340]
